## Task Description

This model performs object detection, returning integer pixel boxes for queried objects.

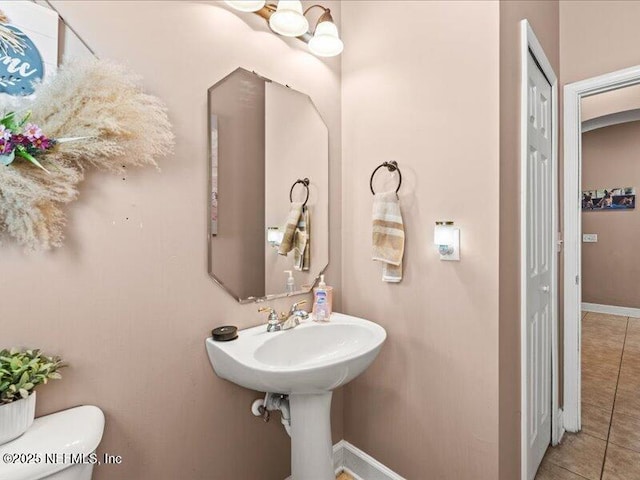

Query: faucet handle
[258,306,278,321]
[290,300,307,311]
[259,306,282,332]
[289,300,309,321]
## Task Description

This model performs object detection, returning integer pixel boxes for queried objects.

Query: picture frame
[582,187,635,211]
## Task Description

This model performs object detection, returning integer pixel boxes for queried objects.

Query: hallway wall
[561,0,640,84]
[582,122,640,309]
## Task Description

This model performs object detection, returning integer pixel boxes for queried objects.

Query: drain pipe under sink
[251,393,291,437]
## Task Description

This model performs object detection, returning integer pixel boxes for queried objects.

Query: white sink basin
[205,312,386,480]
[206,312,386,394]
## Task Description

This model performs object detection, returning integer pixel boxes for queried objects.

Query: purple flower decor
[0,112,57,172]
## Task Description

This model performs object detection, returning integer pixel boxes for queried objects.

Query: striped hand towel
[293,206,310,271]
[372,191,405,282]
[278,202,303,256]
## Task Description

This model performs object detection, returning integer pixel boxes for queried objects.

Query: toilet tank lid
[0,405,105,480]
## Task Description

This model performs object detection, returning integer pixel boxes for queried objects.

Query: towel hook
[370,161,402,195]
[289,178,310,207]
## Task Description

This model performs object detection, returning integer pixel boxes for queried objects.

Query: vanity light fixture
[308,8,343,57]
[434,221,460,261]
[224,0,266,12]
[225,1,344,57]
[267,227,284,247]
[269,0,309,37]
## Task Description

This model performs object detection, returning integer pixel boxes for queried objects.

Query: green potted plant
[0,348,64,445]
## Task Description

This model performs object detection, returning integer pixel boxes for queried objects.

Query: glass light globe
[269,0,309,37]
[225,1,266,13]
[309,21,344,57]
[434,222,455,246]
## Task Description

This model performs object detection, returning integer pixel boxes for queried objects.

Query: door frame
[563,63,640,432]
[520,20,560,480]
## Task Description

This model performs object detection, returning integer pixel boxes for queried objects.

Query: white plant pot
[0,391,36,446]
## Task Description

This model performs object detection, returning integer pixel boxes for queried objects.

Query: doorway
[563,64,640,432]
[555,65,640,479]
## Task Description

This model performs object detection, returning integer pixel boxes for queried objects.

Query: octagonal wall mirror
[208,68,329,303]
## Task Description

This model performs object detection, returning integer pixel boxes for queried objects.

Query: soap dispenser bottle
[312,274,333,322]
[285,270,295,293]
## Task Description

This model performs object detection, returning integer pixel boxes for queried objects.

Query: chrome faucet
[259,307,282,332]
[259,301,309,332]
[288,300,309,321]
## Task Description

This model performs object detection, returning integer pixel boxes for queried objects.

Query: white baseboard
[582,302,640,318]
[339,440,406,480]
[285,440,405,480]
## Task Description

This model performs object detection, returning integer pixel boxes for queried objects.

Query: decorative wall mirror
[208,68,329,303]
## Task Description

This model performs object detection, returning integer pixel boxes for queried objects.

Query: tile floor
[536,312,640,480]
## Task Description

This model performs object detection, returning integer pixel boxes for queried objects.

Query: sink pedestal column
[289,392,334,480]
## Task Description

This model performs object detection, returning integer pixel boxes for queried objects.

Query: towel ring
[289,178,310,207]
[370,161,402,195]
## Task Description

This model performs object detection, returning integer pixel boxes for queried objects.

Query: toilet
[0,406,105,480]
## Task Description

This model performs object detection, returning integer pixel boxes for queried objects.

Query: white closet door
[525,52,553,480]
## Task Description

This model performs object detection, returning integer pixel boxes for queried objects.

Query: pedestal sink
[205,312,386,480]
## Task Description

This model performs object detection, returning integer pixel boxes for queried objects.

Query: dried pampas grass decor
[0,59,174,250]
[0,23,27,55]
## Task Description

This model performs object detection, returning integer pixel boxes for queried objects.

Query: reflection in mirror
[208,68,329,303]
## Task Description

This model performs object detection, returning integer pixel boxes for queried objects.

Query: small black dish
[211,325,238,342]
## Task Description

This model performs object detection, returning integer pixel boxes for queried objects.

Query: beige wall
[499,2,560,479]
[561,0,640,84]
[341,1,501,477]
[582,84,640,122]
[0,2,342,479]
[582,122,640,308]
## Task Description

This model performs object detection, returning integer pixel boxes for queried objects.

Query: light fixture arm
[303,4,326,16]
[303,5,333,33]
[255,2,277,21]
[227,0,342,56]
[254,3,334,38]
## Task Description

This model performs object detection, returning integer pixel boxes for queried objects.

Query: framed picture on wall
[582,187,636,211]
[0,1,59,97]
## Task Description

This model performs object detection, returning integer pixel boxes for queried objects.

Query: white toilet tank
[0,406,105,480]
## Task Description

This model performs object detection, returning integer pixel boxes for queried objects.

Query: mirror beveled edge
[206,67,330,304]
